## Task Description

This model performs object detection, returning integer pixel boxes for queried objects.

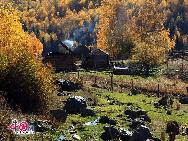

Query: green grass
[14,71,187,141]
[44,86,187,141]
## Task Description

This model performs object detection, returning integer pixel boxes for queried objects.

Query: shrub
[0,94,13,140]
[0,2,58,114]
[0,51,57,113]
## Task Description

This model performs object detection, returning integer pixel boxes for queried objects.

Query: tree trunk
[169,134,176,141]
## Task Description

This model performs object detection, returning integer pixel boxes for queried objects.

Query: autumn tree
[0,2,57,113]
[97,0,132,58]
[130,0,175,75]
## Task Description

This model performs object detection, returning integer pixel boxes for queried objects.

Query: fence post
[166,58,169,76]
[110,71,113,92]
[160,131,165,141]
[77,69,80,79]
[181,58,184,74]
[94,76,97,84]
[131,79,134,90]
[157,83,160,97]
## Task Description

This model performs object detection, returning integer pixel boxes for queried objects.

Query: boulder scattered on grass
[130,125,153,141]
[63,96,87,114]
[154,96,173,109]
[63,96,96,117]
[100,125,157,141]
[29,120,55,133]
[99,116,117,125]
[50,109,67,121]
[81,108,96,117]
[179,97,188,104]
[100,126,120,141]
[124,108,151,123]
[55,79,81,92]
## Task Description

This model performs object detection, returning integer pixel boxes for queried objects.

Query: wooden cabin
[83,48,110,69]
[43,42,76,72]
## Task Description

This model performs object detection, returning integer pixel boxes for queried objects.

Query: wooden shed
[43,42,76,72]
[83,48,110,69]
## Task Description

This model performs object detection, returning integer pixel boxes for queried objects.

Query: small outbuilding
[83,48,110,69]
[43,41,76,72]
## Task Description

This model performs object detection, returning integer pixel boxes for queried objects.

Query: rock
[99,116,116,125]
[63,96,87,114]
[68,125,76,134]
[100,126,120,141]
[139,114,151,122]
[99,116,110,124]
[55,79,81,92]
[108,119,117,125]
[56,135,66,141]
[124,108,151,122]
[72,134,81,140]
[182,127,188,135]
[81,108,96,117]
[29,120,54,132]
[155,96,173,108]
[166,121,180,135]
[50,109,67,121]
[179,97,188,104]
[130,118,145,129]
[136,109,147,116]
[166,110,172,115]
[130,125,152,141]
[124,109,137,120]
[84,117,100,126]
[120,129,133,141]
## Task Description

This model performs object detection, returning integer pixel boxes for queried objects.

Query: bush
[0,94,13,140]
[0,51,57,113]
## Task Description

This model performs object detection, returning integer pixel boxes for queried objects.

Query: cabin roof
[91,48,109,55]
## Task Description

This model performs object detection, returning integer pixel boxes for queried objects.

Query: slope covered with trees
[2,0,188,68]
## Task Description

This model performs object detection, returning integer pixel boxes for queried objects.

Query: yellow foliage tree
[97,0,124,57]
[0,2,43,58]
[130,0,175,74]
[0,2,56,113]
[28,32,43,56]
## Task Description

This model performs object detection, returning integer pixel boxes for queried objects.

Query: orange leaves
[0,2,43,64]
[131,0,175,66]
[27,33,43,56]
[97,0,129,57]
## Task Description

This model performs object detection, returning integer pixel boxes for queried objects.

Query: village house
[43,41,76,72]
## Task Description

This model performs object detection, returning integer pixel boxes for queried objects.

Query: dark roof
[72,45,90,57]
[91,48,108,55]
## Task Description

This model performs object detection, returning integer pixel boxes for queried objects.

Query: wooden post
[111,70,113,92]
[167,58,169,76]
[131,79,134,90]
[160,131,165,141]
[157,83,160,97]
[181,58,184,74]
[94,76,97,84]
[77,69,79,79]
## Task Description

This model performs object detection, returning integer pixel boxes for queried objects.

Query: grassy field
[8,72,188,141]
[52,87,188,141]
